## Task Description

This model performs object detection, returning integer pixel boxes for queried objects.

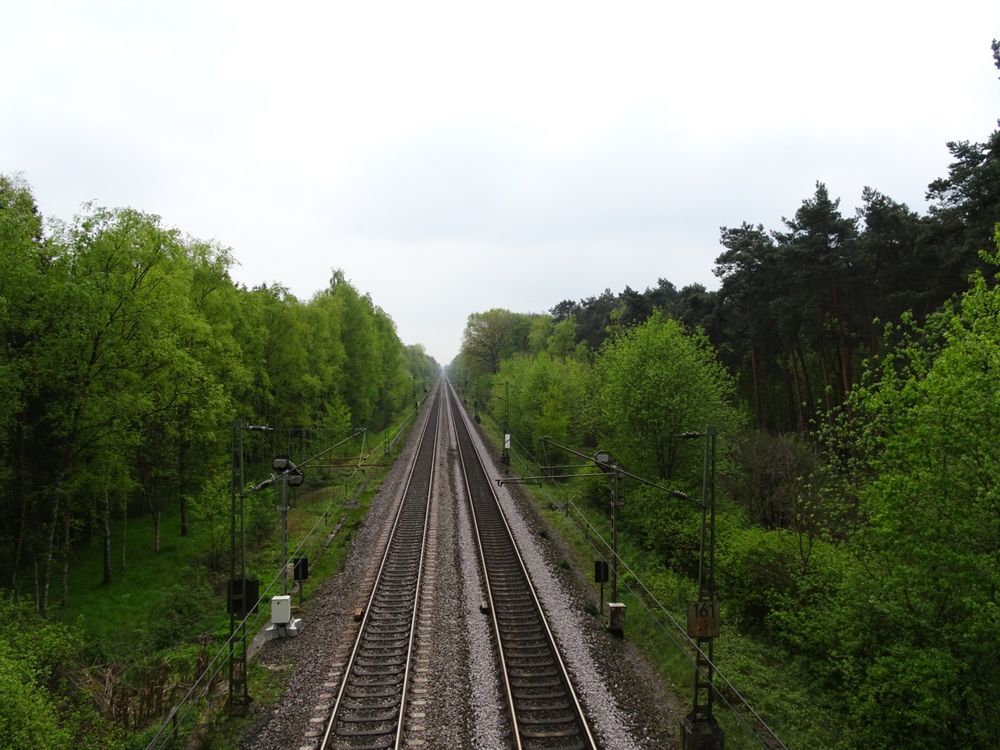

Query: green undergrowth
[478,412,843,750]
[56,476,365,660]
[60,425,401,636]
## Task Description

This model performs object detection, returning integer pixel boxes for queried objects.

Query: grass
[59,425,398,624]
[56,508,216,657]
[54,480,362,659]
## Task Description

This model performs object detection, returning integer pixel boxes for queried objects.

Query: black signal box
[227,578,259,617]
[594,560,609,584]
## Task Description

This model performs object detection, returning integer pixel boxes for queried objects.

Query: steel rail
[447,380,597,750]
[318,383,441,750]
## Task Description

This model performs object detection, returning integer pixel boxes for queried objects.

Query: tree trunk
[102,488,112,585]
[837,331,853,395]
[33,560,40,614]
[154,509,161,553]
[179,439,189,537]
[795,344,814,413]
[12,496,27,591]
[781,357,797,432]
[749,344,763,429]
[787,352,805,434]
[120,498,127,573]
[11,424,27,591]
[819,348,833,413]
[61,513,71,609]
[40,492,60,616]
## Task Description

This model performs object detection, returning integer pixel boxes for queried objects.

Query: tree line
[530,143,997,434]
[0,177,438,614]
[449,42,1000,749]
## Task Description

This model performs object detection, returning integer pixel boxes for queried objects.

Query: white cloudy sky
[3,1,997,363]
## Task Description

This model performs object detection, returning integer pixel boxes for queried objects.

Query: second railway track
[449,382,597,750]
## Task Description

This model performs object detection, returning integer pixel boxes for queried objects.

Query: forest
[449,45,1000,749]
[0,182,438,745]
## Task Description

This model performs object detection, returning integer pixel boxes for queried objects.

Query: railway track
[448,382,597,750]
[318,386,441,750]
[316,380,596,749]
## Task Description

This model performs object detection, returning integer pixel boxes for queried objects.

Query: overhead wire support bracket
[497,471,605,486]
[540,437,704,507]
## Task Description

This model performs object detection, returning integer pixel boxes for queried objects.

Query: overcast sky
[3,1,997,363]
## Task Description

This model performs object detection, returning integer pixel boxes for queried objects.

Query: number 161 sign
[687,599,720,638]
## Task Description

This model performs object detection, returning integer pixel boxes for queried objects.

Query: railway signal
[273,454,304,597]
[595,559,609,613]
[593,449,626,633]
[497,382,511,465]
[228,420,273,714]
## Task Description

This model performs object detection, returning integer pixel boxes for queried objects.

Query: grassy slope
[57,509,211,656]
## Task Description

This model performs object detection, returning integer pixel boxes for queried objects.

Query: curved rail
[447,381,597,750]
[319,385,441,750]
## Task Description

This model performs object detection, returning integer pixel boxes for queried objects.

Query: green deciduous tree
[23,206,211,605]
[461,308,517,375]
[832,241,1000,747]
[592,312,741,484]
[0,178,431,613]
[0,176,51,592]
[492,352,589,450]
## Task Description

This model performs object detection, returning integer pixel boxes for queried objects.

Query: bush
[717,526,846,662]
[849,646,964,750]
[723,431,819,529]
[718,527,800,634]
[0,598,122,749]
[625,486,702,577]
[0,644,69,749]
[147,574,216,650]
